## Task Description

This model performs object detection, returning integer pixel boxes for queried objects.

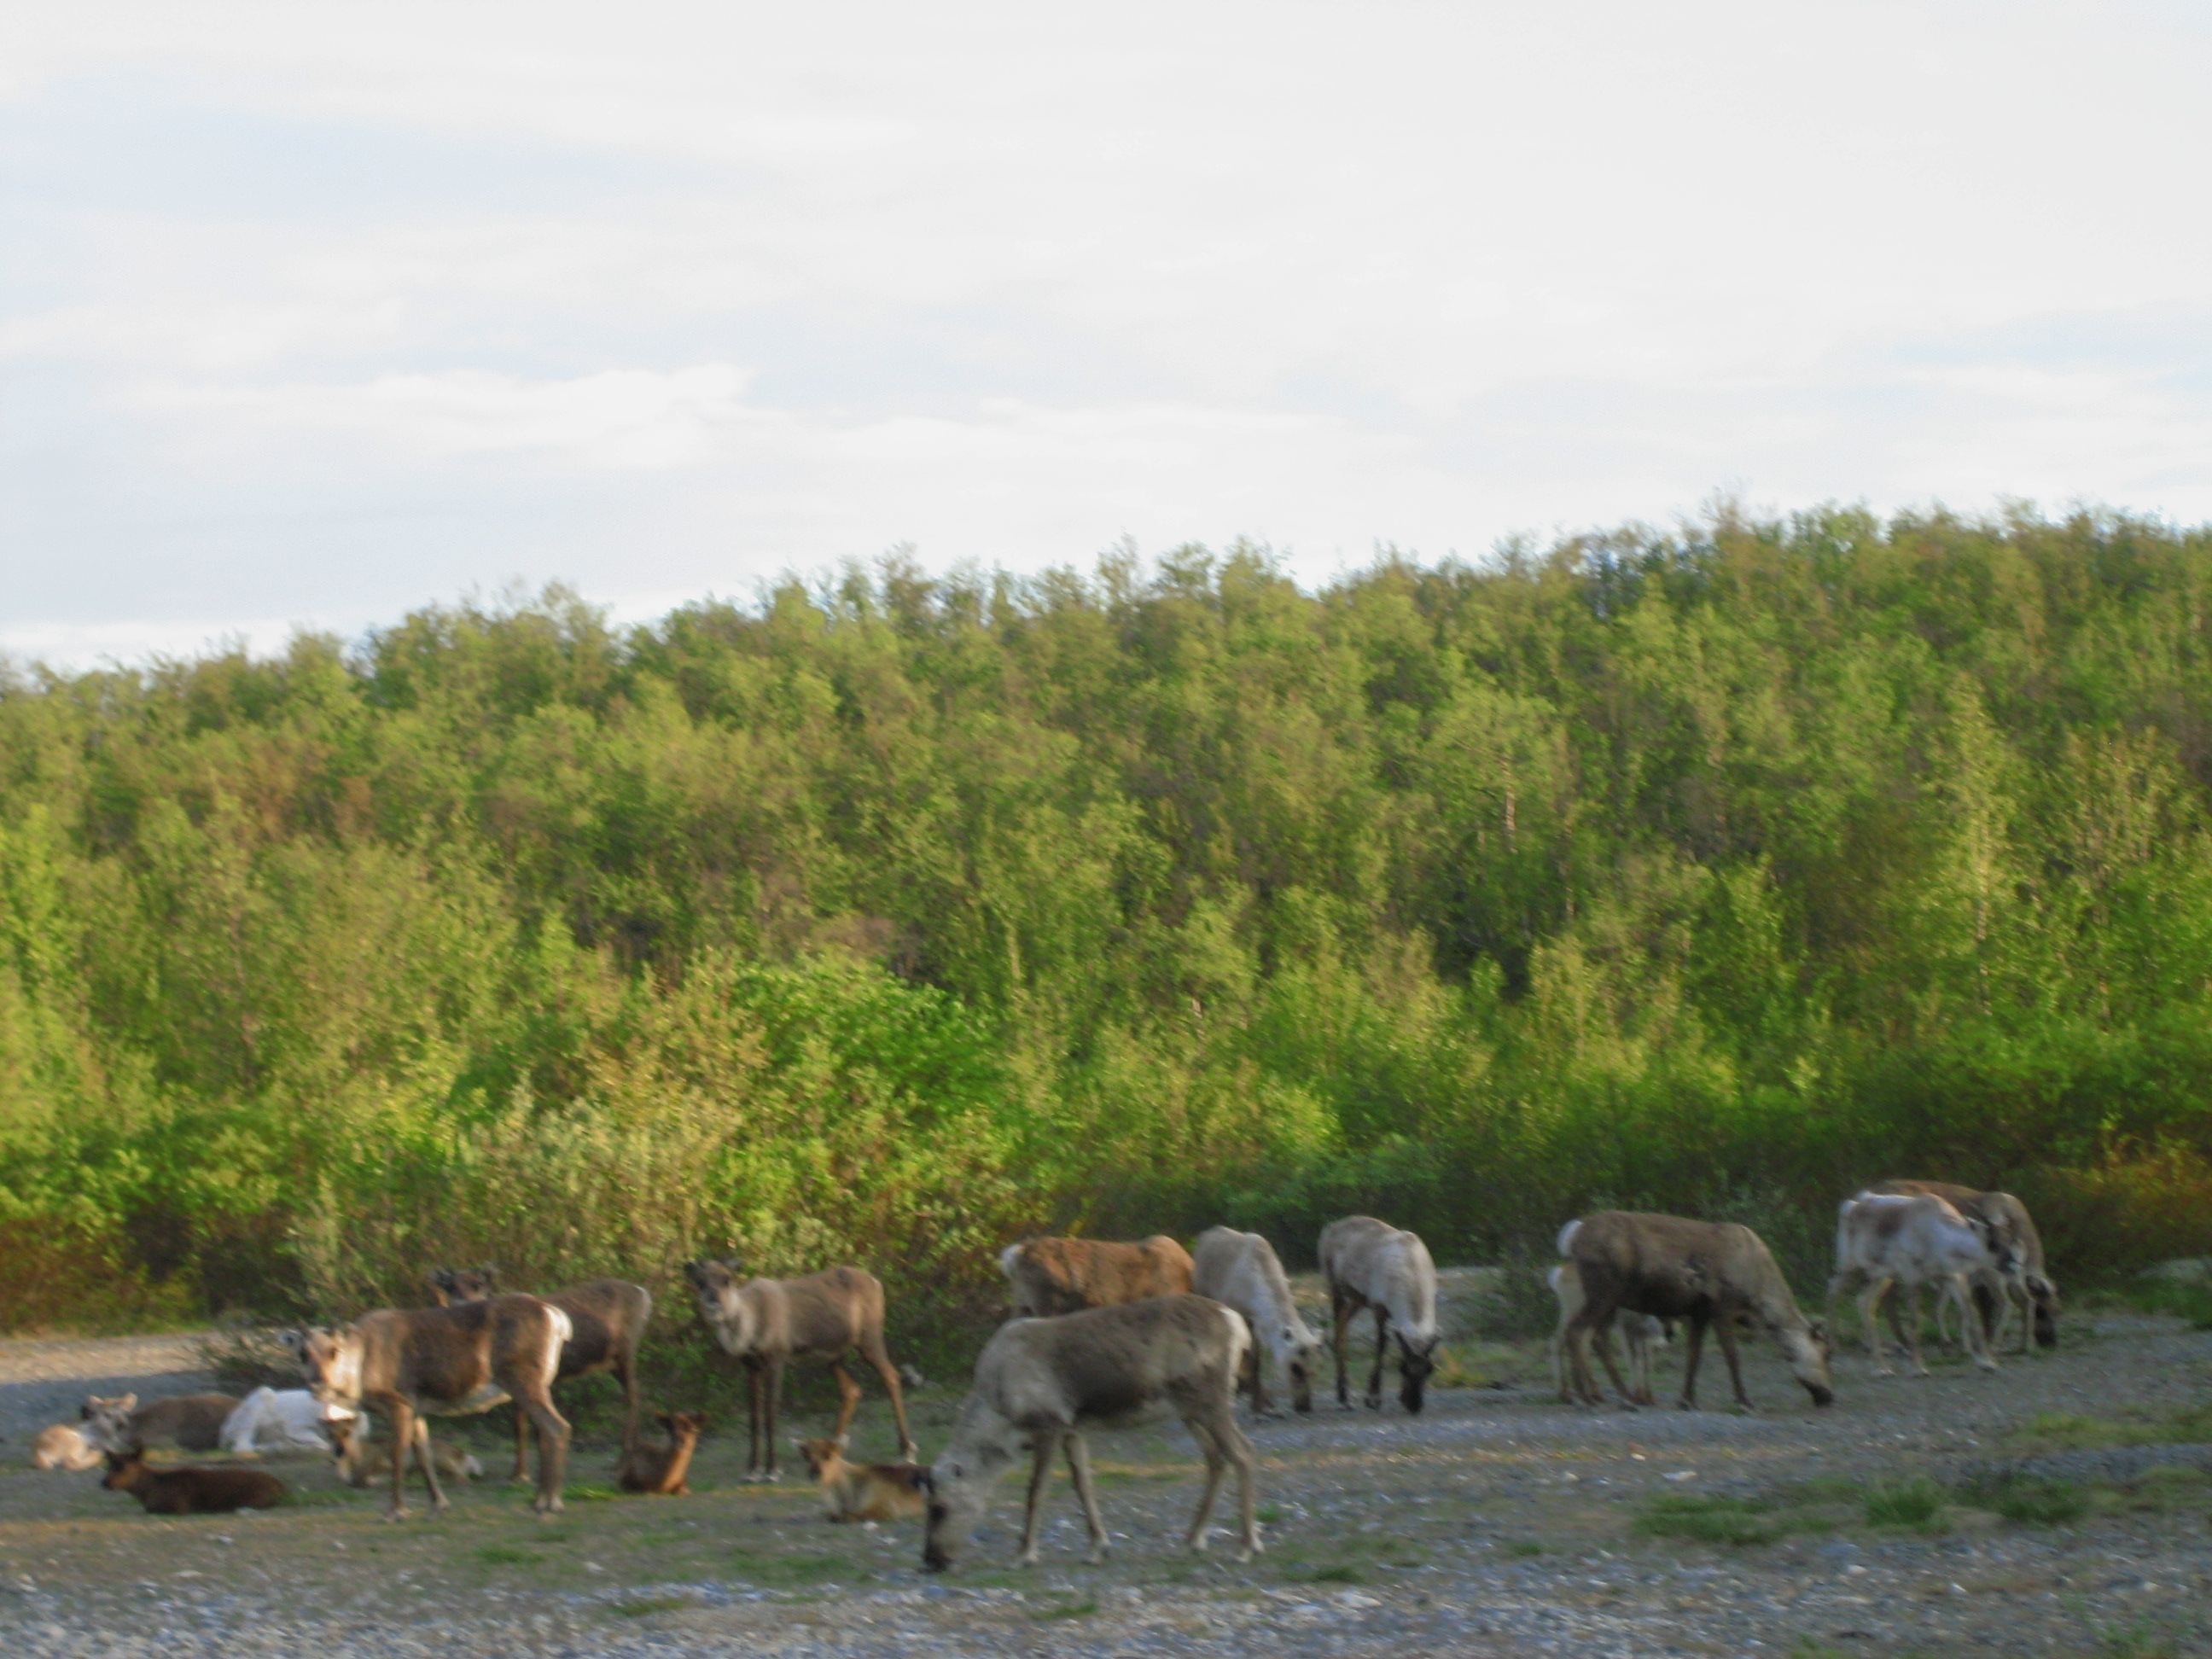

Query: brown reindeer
[1561,1212,1835,1411]
[795,1437,928,1522]
[102,1449,284,1515]
[80,1392,239,1454]
[293,1293,573,1517]
[998,1236,1194,1318]
[428,1264,655,1474]
[684,1259,917,1480]
[615,1412,705,1495]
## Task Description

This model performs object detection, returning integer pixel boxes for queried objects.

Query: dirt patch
[3,1312,2209,1656]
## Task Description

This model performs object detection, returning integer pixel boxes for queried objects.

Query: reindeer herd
[26,1179,2061,1574]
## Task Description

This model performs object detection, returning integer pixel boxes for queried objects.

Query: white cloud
[4,2,2212,662]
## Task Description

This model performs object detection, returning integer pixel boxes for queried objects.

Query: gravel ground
[3,1309,2208,1657]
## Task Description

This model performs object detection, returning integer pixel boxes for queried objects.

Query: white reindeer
[1318,1216,1441,1413]
[219,1387,348,1455]
[1192,1226,1324,1416]
[1547,1257,1668,1406]
[1829,1190,2010,1377]
[920,1295,1260,1572]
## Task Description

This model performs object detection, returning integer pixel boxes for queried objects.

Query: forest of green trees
[4,504,2211,1342]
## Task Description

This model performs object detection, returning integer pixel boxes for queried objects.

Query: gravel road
[3,1311,2208,1656]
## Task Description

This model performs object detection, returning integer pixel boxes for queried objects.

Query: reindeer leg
[1181,1415,1229,1555]
[1019,1431,1057,1566]
[1958,1273,1999,1373]
[381,1398,416,1519]
[618,1334,643,1453]
[859,1328,917,1461]
[1330,1289,1354,1409]
[1065,1432,1110,1565]
[508,1401,530,1485]
[1675,1314,1707,1410]
[1714,1307,1751,1412]
[410,1411,450,1514]
[761,1355,786,1479]
[1365,1307,1388,1410]
[829,1359,864,1447]
[521,1387,570,1516]
[1860,1280,1895,1376]
[1247,1341,1274,1417]
[744,1358,765,1478]
[1904,1283,1932,1377]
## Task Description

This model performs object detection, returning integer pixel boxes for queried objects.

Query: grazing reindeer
[684,1258,917,1480]
[81,1392,238,1454]
[293,1292,573,1517]
[795,1436,928,1522]
[1192,1226,1324,1415]
[1547,1259,1669,1406]
[998,1235,1195,1318]
[920,1295,1260,1572]
[1871,1179,2058,1353]
[428,1264,655,1474]
[31,1424,103,1470]
[1829,1191,2009,1377]
[326,1413,483,1487]
[615,1412,705,1495]
[102,1449,284,1515]
[1318,1216,1441,1414]
[1562,1213,1835,1411]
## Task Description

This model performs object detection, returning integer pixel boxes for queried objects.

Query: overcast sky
[5,2,2209,667]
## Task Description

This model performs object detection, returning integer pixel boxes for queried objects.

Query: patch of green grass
[1033,1597,1099,1620]
[276,1486,360,1507]
[1505,1540,1545,1557]
[1254,1504,1285,1524]
[564,1484,620,1502]
[1863,1477,1948,1534]
[1635,1493,1783,1546]
[608,1594,696,1618]
[1958,1470,2089,1526]
[2093,1616,2182,1658]
[729,1549,855,1585]
[1289,1563,1366,1585]
[2119,1277,2212,1330]
[474,1545,545,1566]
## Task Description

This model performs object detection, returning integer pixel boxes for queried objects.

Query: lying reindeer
[921,1295,1260,1572]
[81,1392,239,1453]
[220,1387,346,1456]
[795,1436,928,1522]
[615,1412,705,1496]
[102,1449,285,1515]
[327,1413,484,1487]
[31,1423,103,1470]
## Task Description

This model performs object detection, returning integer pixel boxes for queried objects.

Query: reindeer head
[428,1264,500,1306]
[79,1394,138,1453]
[296,1325,366,1413]
[918,1462,987,1573]
[100,1448,151,1492]
[1396,1334,1439,1414]
[793,1436,846,1480]
[684,1258,758,1354]
[1284,1331,1323,1414]
[1784,1318,1836,1406]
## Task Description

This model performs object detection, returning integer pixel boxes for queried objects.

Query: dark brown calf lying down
[102,1449,286,1514]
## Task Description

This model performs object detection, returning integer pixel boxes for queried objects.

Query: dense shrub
[4,505,2212,1342]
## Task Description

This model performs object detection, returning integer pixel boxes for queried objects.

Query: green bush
[1864,1478,1949,1533]
[1635,1493,1783,1546]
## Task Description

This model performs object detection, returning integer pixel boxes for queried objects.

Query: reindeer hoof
[382,1506,411,1522]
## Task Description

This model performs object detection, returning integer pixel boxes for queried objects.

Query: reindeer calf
[795,1437,928,1522]
[31,1424,103,1470]
[327,1415,483,1487]
[615,1412,705,1496]
[81,1392,239,1453]
[102,1449,285,1515]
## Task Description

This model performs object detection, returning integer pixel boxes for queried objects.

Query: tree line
[3,503,2209,1340]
